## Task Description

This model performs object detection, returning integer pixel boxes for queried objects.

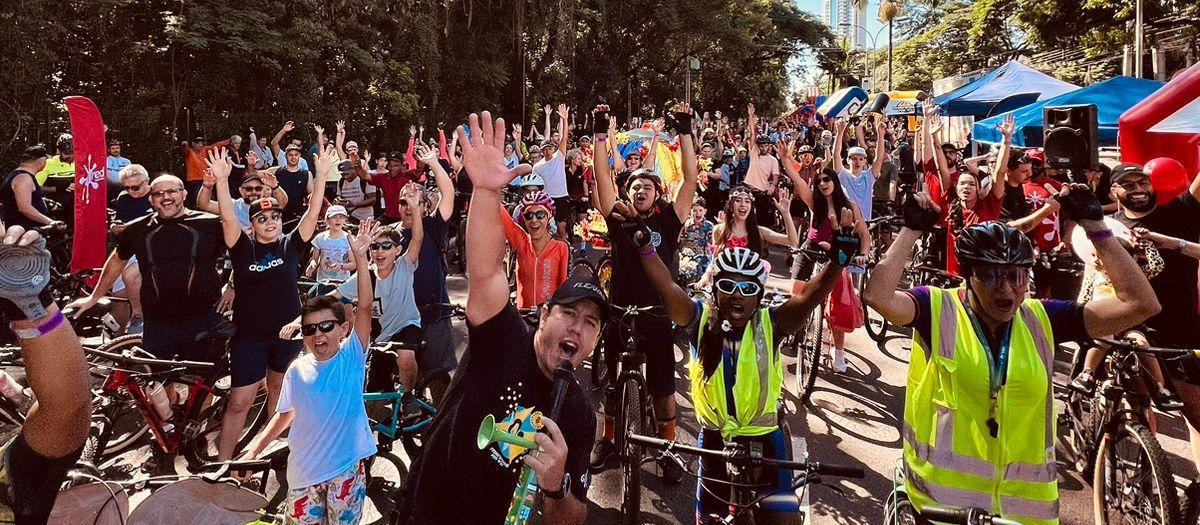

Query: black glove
[0,236,54,321]
[900,192,940,231]
[1055,183,1103,221]
[610,205,654,250]
[593,104,610,135]
[669,108,694,136]
[828,227,861,267]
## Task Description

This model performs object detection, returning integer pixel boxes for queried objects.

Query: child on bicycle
[241,220,379,525]
[613,200,860,523]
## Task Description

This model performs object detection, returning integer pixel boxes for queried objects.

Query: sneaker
[658,453,685,485]
[1069,371,1096,395]
[126,315,144,335]
[831,347,848,373]
[1151,386,1185,411]
[589,438,618,472]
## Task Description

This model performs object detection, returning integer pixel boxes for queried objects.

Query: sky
[790,0,892,90]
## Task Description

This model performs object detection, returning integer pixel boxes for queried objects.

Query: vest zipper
[993,386,1005,514]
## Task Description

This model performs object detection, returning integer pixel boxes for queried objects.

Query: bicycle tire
[184,382,269,469]
[589,339,609,389]
[859,265,890,343]
[1183,481,1200,525]
[78,403,112,467]
[399,376,443,462]
[1093,422,1181,525]
[617,378,646,525]
[596,256,613,298]
[86,334,153,457]
[795,306,824,404]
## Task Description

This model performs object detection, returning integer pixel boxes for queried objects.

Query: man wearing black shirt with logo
[68,174,227,362]
[589,103,699,483]
[401,111,602,524]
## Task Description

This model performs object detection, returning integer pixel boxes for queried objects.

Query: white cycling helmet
[516,173,545,188]
[713,247,767,286]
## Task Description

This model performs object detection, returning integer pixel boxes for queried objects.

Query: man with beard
[196,164,289,235]
[1107,162,1200,472]
[589,103,698,483]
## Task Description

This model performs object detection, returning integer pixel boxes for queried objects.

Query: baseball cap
[284,144,303,153]
[192,136,204,143]
[337,160,356,173]
[847,146,868,158]
[240,173,264,186]
[19,145,48,162]
[1026,148,1045,165]
[325,205,349,219]
[546,269,609,323]
[345,140,359,150]
[248,197,281,219]
[1109,163,1147,185]
[722,148,734,157]
[821,130,833,139]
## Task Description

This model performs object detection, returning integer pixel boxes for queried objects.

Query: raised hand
[246,150,260,168]
[260,170,278,189]
[415,143,438,166]
[313,124,325,136]
[608,115,618,137]
[774,187,793,211]
[348,219,377,259]
[409,125,417,137]
[512,124,523,139]
[999,113,1016,141]
[314,146,337,177]
[282,121,295,133]
[456,112,533,192]
[593,104,611,135]
[544,104,552,116]
[205,148,233,181]
[651,118,665,134]
[336,120,346,133]
[557,103,569,121]
[202,168,216,189]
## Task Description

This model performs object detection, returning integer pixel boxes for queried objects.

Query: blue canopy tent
[933,61,1079,117]
[973,76,1165,147]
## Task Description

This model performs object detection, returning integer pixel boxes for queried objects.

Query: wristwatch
[541,475,570,500]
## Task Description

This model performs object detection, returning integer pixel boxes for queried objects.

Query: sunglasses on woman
[973,266,1029,289]
[523,210,548,221]
[253,212,282,224]
[715,278,762,296]
[816,176,834,184]
[300,320,338,336]
[369,241,397,251]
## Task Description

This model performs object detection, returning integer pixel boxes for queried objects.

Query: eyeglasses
[241,185,264,193]
[369,241,397,251]
[253,212,282,224]
[523,210,548,221]
[123,184,143,192]
[300,320,338,336]
[1116,178,1152,191]
[149,188,182,199]
[715,278,762,296]
[816,177,834,184]
[972,266,1030,289]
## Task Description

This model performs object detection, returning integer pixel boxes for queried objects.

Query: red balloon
[1146,157,1190,205]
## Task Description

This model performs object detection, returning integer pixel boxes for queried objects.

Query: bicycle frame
[363,390,437,439]
[100,369,215,455]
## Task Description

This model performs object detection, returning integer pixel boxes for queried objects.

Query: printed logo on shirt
[486,404,543,472]
[650,231,662,248]
[248,253,285,272]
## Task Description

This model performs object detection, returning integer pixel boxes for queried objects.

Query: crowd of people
[0,90,1197,525]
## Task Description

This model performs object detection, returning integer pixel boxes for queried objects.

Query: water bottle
[0,371,26,405]
[147,382,174,420]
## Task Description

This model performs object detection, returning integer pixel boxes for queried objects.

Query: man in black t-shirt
[269,144,314,222]
[402,111,602,524]
[68,174,227,361]
[0,146,61,231]
[111,164,153,225]
[1107,162,1200,470]
[590,103,699,482]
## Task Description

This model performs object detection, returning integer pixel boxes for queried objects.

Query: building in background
[825,0,867,49]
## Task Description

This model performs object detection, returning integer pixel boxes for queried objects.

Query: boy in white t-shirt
[309,205,353,289]
[242,220,379,525]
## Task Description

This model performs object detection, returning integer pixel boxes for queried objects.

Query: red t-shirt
[1023,176,1063,251]
[930,176,1002,277]
[372,172,415,219]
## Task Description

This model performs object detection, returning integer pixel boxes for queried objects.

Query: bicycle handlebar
[626,433,864,478]
[370,340,425,355]
[1095,337,1200,360]
[85,347,217,371]
[917,506,1023,525]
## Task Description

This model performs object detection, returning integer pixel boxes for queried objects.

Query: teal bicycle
[363,340,441,462]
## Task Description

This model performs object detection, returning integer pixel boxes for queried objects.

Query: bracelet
[596,137,606,144]
[639,246,656,259]
[1086,229,1113,241]
[1179,239,1188,252]
[9,310,65,340]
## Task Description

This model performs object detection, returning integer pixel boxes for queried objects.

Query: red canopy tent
[1118,62,1200,179]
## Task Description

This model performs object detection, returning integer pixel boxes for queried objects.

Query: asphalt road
[71,261,1199,524]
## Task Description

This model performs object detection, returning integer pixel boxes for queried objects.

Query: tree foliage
[0,0,831,172]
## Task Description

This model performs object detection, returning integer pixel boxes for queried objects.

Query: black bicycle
[1059,336,1197,525]
[1185,480,1200,525]
[781,247,829,404]
[858,215,902,343]
[627,433,864,524]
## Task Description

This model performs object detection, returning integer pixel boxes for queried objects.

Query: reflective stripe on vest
[691,305,780,439]
[903,288,1059,524]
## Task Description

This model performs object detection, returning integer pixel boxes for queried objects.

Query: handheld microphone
[550,359,575,420]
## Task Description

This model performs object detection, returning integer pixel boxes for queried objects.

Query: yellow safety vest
[690,304,782,440]
[903,288,1059,525]
[35,156,74,186]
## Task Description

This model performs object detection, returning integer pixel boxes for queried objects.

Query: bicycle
[626,433,864,524]
[780,247,830,405]
[1185,480,1200,525]
[364,339,440,462]
[1058,336,1197,525]
[858,215,902,343]
[80,328,269,476]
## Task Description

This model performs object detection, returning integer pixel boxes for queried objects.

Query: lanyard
[961,293,1013,438]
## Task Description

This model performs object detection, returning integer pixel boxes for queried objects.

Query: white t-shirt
[233,199,252,234]
[337,178,377,222]
[276,332,377,488]
[311,231,352,282]
[745,154,780,192]
[534,151,568,198]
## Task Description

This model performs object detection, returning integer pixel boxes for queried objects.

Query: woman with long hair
[782,161,871,373]
[711,185,797,254]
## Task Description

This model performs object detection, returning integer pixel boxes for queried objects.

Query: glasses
[972,266,1030,289]
[715,278,762,296]
[242,185,264,193]
[1116,178,1152,191]
[253,212,282,224]
[300,320,338,336]
[369,241,397,251]
[523,210,548,221]
[149,188,182,199]
[816,177,834,184]
[123,184,143,192]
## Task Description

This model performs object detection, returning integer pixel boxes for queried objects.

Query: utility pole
[888,18,893,90]
[1135,0,1144,78]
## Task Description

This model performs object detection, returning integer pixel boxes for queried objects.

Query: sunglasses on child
[715,278,762,296]
[369,241,397,251]
[300,320,338,336]
[523,210,548,221]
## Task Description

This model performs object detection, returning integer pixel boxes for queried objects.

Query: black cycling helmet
[955,221,1035,272]
[756,134,774,145]
[56,133,73,154]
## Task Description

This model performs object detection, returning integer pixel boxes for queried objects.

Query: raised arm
[543,104,553,143]
[459,112,533,325]
[556,104,569,155]
[194,171,220,214]
[760,189,797,247]
[864,194,942,325]
[347,220,377,348]
[297,148,333,242]
[594,107,618,216]
[779,140,814,208]
[608,116,626,173]
[334,120,346,159]
[270,121,293,157]
[871,118,887,176]
[643,119,662,170]
[1008,194,1059,233]
[402,185,425,265]
[776,229,858,336]
[613,202,694,325]
[417,143,455,221]
[832,119,848,172]
[206,149,244,248]
[671,103,699,222]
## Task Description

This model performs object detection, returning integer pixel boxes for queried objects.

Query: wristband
[1086,229,1113,241]
[596,137,606,144]
[1178,239,1188,252]
[9,309,65,340]
[640,246,656,259]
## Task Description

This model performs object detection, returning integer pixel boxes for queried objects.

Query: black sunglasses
[253,212,282,224]
[123,184,143,192]
[370,241,397,251]
[816,176,834,184]
[300,320,338,336]
[523,210,548,221]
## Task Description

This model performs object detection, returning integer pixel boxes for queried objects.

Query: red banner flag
[64,96,107,273]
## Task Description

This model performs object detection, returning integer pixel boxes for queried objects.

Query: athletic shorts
[367,324,423,392]
[604,312,676,399]
[230,338,303,387]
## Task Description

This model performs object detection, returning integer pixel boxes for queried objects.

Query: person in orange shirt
[501,191,570,309]
[181,135,230,206]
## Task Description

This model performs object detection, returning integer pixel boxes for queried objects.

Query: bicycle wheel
[795,305,824,404]
[86,335,153,457]
[617,379,647,525]
[185,381,269,468]
[596,256,613,297]
[399,374,443,462]
[859,265,890,343]
[1183,481,1200,525]
[1093,422,1181,525]
[589,338,609,389]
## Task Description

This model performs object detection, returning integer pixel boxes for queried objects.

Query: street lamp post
[838,23,887,90]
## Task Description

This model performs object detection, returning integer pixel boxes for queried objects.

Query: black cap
[240,173,264,186]
[1110,163,1146,185]
[19,145,48,162]
[248,197,281,219]
[337,160,356,173]
[547,270,609,323]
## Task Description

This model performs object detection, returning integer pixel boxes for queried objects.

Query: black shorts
[366,324,424,392]
[789,242,827,281]
[604,312,676,399]
[229,337,303,388]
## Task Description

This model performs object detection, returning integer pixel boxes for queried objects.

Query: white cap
[848,146,868,158]
[345,141,359,150]
[325,205,349,218]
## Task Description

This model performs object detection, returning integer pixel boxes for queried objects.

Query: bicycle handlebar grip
[917,506,971,524]
[814,462,864,478]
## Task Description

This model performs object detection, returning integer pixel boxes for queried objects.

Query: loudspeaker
[1043,104,1098,170]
